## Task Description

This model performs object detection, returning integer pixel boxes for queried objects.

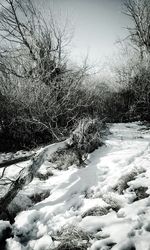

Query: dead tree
[123,0,150,56]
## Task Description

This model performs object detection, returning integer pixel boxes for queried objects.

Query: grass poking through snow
[53,226,93,250]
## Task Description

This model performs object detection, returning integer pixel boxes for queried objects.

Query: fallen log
[0,153,35,169]
[0,148,47,216]
[0,141,66,218]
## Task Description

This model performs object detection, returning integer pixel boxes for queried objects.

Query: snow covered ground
[2,122,150,249]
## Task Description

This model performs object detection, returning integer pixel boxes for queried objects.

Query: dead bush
[81,206,110,218]
[114,168,145,194]
[102,194,122,212]
[49,118,107,169]
[49,148,79,170]
[29,190,50,204]
[53,226,92,250]
[134,187,149,201]
[72,117,106,152]
[36,170,53,180]
[67,117,107,165]
[114,171,137,194]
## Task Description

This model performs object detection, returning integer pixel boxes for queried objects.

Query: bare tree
[0,0,68,84]
[123,0,150,57]
[0,0,92,150]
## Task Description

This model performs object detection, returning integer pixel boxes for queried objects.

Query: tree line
[0,0,150,152]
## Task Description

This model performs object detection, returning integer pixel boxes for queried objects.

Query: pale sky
[35,0,130,68]
[0,0,131,73]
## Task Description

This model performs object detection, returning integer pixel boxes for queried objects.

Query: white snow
[3,122,150,249]
[29,235,53,250]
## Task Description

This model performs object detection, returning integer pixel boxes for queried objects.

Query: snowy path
[6,123,150,250]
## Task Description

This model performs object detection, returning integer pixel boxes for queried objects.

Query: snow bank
[3,122,150,249]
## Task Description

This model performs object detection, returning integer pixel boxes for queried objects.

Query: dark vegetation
[0,0,149,153]
[0,223,12,250]
[134,186,149,201]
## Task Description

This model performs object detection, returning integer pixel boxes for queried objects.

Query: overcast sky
[35,0,130,68]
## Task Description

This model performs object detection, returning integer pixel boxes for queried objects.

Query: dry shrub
[114,168,145,194]
[114,171,137,194]
[81,206,110,218]
[53,226,92,250]
[67,117,107,165]
[49,148,79,170]
[102,194,122,212]
[29,190,50,204]
[36,169,53,180]
[70,117,106,153]
[49,118,107,169]
[134,187,149,201]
